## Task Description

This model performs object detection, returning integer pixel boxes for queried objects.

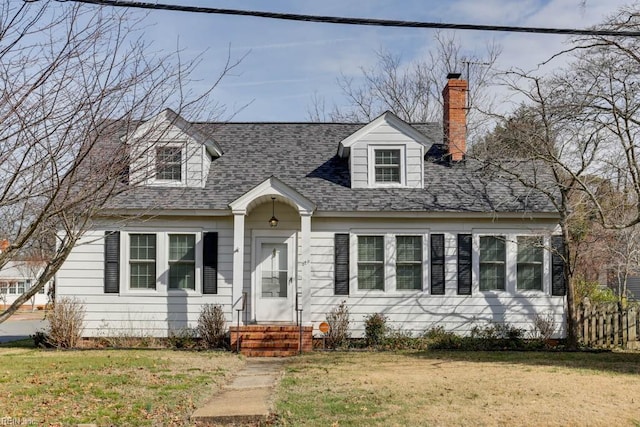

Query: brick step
[240,349,299,357]
[230,325,312,333]
[236,332,312,340]
[241,340,301,349]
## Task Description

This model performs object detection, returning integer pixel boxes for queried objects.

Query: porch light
[269,197,279,228]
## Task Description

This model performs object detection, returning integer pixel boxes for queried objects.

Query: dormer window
[156,146,182,181]
[375,149,401,183]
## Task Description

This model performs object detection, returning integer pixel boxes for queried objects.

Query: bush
[31,331,53,348]
[364,313,388,347]
[383,329,428,350]
[575,276,617,304]
[529,312,556,346]
[197,304,227,349]
[168,327,198,349]
[470,322,525,350]
[46,297,85,348]
[325,301,350,349]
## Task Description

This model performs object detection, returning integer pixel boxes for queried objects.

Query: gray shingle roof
[107,122,557,215]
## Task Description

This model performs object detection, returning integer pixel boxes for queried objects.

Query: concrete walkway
[191,358,288,425]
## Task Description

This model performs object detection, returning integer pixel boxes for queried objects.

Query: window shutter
[203,232,218,294]
[551,235,566,296]
[104,231,120,293]
[430,234,445,295]
[457,234,472,295]
[334,233,350,295]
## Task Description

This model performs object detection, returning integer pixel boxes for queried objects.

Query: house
[55,74,566,345]
[0,241,52,310]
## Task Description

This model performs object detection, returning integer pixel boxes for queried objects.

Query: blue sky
[134,0,630,121]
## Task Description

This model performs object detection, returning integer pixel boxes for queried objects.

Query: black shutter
[457,234,472,295]
[430,234,445,295]
[334,233,350,295]
[203,232,218,294]
[551,235,566,296]
[104,231,120,293]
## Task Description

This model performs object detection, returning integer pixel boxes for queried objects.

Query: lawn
[275,350,640,426]
[0,347,243,426]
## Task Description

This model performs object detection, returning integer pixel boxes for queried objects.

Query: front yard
[2,346,640,426]
[0,347,243,426]
[275,351,640,426]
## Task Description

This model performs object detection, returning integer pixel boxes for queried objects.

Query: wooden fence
[577,302,639,349]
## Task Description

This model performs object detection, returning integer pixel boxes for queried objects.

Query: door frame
[250,230,297,323]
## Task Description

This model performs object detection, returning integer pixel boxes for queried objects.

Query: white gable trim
[337,111,431,158]
[125,108,223,157]
[229,176,316,216]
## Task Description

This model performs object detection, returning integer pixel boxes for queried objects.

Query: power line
[61,0,640,37]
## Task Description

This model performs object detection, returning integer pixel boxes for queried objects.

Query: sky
[113,0,633,121]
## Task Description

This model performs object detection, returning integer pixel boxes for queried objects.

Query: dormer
[337,111,431,189]
[125,109,223,188]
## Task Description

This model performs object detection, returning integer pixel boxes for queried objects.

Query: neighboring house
[56,74,567,338]
[0,242,51,309]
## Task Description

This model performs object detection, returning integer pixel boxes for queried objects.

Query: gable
[337,111,429,189]
[125,109,221,189]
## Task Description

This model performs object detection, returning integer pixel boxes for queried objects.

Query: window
[156,147,182,181]
[169,234,196,290]
[358,236,384,290]
[129,234,156,289]
[396,236,422,290]
[374,149,401,183]
[479,236,505,291]
[8,282,16,294]
[517,236,543,291]
[0,282,6,294]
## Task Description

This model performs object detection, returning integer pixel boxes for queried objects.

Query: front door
[254,235,295,322]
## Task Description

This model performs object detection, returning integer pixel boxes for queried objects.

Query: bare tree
[0,1,241,323]
[309,31,500,139]
[479,5,640,349]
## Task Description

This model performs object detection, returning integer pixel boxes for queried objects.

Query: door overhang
[229,176,316,216]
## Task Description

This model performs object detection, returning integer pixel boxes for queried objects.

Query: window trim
[367,145,406,188]
[155,145,183,182]
[168,233,196,291]
[472,232,551,295]
[357,235,385,291]
[128,233,157,291]
[478,235,507,292]
[516,235,544,292]
[120,230,203,295]
[350,230,429,295]
[395,235,423,291]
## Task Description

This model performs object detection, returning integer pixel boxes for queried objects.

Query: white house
[0,240,52,310]
[56,74,566,345]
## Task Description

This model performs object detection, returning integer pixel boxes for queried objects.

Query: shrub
[168,327,198,349]
[383,329,428,350]
[424,326,465,350]
[325,301,350,349]
[32,331,52,348]
[197,304,227,349]
[470,322,525,350]
[46,297,85,348]
[529,312,556,345]
[364,313,388,347]
[575,276,618,304]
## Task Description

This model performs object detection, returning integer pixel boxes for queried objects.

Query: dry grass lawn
[275,351,640,426]
[0,347,243,426]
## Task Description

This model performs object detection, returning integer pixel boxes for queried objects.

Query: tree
[0,1,240,323]
[483,5,640,349]
[309,31,500,138]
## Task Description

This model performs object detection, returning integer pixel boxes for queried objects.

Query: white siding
[58,212,565,339]
[307,217,565,338]
[128,122,210,188]
[349,122,424,189]
[56,218,234,337]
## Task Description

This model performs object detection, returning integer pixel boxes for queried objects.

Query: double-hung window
[479,236,506,291]
[396,236,422,290]
[374,149,401,183]
[129,234,156,289]
[156,147,182,181]
[169,234,196,290]
[358,236,384,290]
[517,236,543,291]
[8,282,16,294]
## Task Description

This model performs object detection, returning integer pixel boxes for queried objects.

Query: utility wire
[62,0,640,37]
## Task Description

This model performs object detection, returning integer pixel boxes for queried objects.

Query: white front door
[254,235,295,322]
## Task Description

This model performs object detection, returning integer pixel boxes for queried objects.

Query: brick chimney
[442,73,468,162]
[0,239,8,253]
